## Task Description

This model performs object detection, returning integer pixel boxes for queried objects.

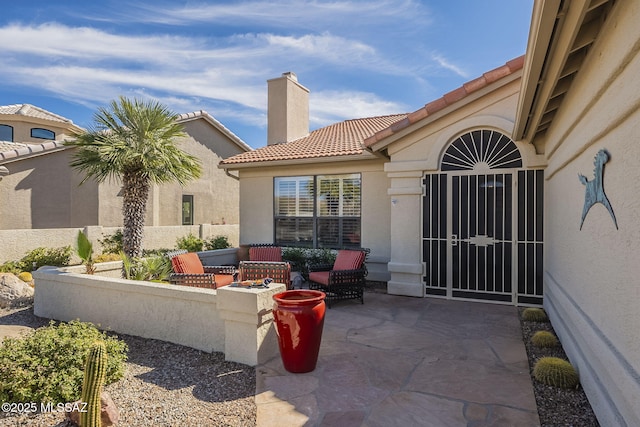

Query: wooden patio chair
[308,249,368,307]
[168,252,235,289]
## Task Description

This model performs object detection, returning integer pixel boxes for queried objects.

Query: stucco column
[386,170,425,297]
[216,283,286,366]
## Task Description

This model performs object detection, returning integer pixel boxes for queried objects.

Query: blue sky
[0,1,533,148]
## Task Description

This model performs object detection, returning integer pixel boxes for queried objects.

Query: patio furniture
[168,252,235,289]
[238,261,292,289]
[308,249,367,307]
[249,245,283,262]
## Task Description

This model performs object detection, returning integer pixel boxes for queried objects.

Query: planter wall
[33,267,284,366]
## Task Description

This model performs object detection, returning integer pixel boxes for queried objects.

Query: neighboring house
[221,0,639,424]
[0,105,251,230]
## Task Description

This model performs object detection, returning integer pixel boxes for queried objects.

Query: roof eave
[219,151,379,170]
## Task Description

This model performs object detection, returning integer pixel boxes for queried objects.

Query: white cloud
[431,53,469,78]
[310,90,408,126]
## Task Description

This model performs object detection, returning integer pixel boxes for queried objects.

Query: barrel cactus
[80,341,108,427]
[531,330,559,348]
[533,357,579,389]
[522,307,548,322]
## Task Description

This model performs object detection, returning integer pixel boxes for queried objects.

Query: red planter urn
[272,290,326,373]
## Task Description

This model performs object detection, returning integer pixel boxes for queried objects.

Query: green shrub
[0,260,22,275]
[522,307,549,322]
[99,229,123,254]
[93,253,122,263]
[121,253,171,282]
[176,233,204,253]
[0,320,128,404]
[19,246,72,271]
[205,235,231,250]
[533,357,579,389]
[531,330,559,348]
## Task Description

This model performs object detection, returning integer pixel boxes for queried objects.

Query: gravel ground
[519,308,600,427]
[0,307,256,427]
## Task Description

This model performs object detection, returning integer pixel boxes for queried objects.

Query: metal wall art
[579,149,618,230]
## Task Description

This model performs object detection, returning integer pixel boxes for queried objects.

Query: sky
[0,1,533,149]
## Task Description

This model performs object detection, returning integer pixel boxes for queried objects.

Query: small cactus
[533,357,579,389]
[80,341,108,427]
[522,307,548,322]
[17,272,33,284]
[531,330,559,348]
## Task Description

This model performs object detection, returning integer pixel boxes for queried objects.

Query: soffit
[514,0,617,142]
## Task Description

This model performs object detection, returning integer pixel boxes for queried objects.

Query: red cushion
[214,274,234,288]
[333,250,365,271]
[309,271,330,286]
[249,246,282,262]
[171,253,204,274]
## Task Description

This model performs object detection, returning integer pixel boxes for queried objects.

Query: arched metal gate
[422,130,543,305]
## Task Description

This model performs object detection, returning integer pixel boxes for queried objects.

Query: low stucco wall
[0,224,239,264]
[33,267,284,366]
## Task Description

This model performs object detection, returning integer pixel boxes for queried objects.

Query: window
[274,174,361,248]
[182,195,194,225]
[0,125,13,141]
[30,128,55,140]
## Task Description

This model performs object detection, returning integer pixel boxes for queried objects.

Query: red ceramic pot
[272,290,326,373]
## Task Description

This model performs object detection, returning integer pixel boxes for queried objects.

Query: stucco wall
[0,224,239,263]
[539,2,640,425]
[237,159,391,281]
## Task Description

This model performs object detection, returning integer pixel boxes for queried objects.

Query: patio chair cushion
[213,274,234,287]
[249,246,282,262]
[171,253,204,274]
[333,250,366,271]
[308,271,330,286]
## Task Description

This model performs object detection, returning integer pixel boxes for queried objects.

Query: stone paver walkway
[256,293,539,426]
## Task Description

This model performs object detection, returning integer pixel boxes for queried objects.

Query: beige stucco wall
[382,76,537,297]
[0,116,78,144]
[237,159,391,280]
[537,2,640,425]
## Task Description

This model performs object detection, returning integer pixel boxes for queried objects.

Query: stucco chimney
[267,72,309,145]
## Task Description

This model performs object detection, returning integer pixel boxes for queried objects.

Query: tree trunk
[122,172,150,259]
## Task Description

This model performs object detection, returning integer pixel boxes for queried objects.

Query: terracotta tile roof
[0,104,75,124]
[364,56,525,148]
[0,140,67,163]
[221,114,407,166]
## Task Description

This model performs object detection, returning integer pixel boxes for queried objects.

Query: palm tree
[66,96,202,258]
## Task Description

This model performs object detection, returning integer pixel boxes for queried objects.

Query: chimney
[267,72,309,145]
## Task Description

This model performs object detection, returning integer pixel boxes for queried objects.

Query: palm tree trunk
[122,172,150,259]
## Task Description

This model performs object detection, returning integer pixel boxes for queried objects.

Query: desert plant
[0,261,22,275]
[0,320,127,404]
[205,235,231,250]
[93,253,122,263]
[18,246,73,271]
[176,233,204,253]
[17,272,33,283]
[531,330,559,348]
[98,229,123,254]
[121,252,170,282]
[66,97,202,259]
[522,307,548,322]
[80,341,108,427]
[76,231,96,274]
[533,357,579,388]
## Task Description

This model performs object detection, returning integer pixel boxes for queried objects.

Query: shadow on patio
[256,292,539,426]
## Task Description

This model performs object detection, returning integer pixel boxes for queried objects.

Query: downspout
[224,168,240,181]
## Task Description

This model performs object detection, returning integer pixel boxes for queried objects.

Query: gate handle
[451,234,457,246]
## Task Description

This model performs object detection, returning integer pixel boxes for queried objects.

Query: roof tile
[221,114,406,165]
[0,104,74,124]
